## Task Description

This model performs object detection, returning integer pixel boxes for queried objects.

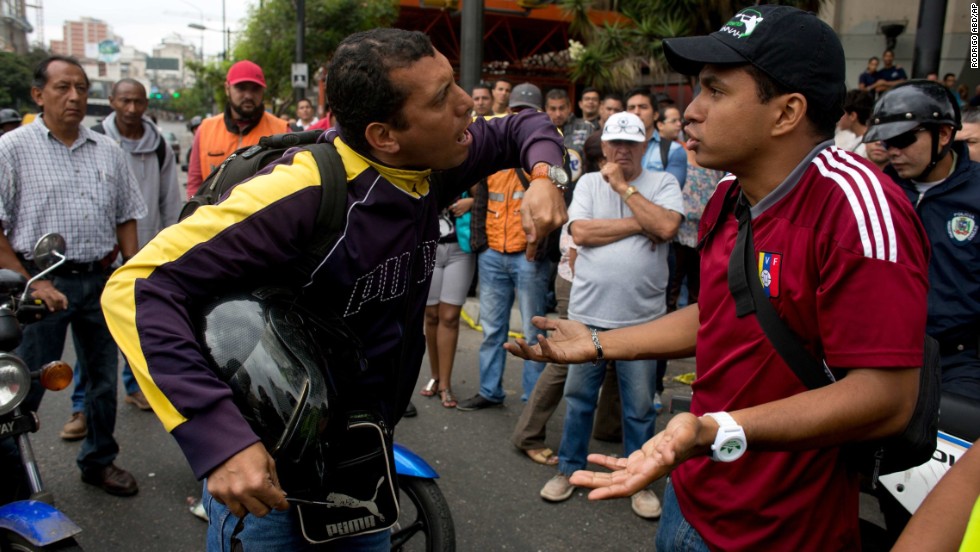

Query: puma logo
[324,477,386,522]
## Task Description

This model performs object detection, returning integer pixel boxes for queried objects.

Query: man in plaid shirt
[0,55,146,498]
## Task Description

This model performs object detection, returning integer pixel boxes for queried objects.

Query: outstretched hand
[569,413,705,500]
[503,316,595,364]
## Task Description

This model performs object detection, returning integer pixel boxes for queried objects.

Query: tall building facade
[50,17,112,58]
[0,0,33,53]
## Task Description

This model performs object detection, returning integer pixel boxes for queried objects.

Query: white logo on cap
[721,9,764,38]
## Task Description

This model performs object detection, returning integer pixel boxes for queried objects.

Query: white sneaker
[631,489,662,519]
[540,474,575,502]
[654,392,663,414]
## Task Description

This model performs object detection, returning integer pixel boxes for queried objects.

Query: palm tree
[563,0,828,91]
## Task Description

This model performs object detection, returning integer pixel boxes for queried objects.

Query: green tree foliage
[233,0,399,114]
[171,59,231,118]
[0,48,52,112]
[565,0,826,91]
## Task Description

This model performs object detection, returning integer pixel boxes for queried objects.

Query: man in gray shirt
[539,111,682,520]
[63,78,182,418]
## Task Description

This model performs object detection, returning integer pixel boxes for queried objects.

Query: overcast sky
[29,0,252,57]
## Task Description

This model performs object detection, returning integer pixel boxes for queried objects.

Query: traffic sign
[292,63,309,89]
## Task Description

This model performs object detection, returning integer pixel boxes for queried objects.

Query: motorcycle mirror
[32,233,66,271]
[39,360,73,391]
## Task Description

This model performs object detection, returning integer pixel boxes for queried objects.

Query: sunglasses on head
[603,123,644,135]
[881,127,927,150]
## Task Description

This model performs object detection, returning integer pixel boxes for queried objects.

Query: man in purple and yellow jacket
[102,29,567,550]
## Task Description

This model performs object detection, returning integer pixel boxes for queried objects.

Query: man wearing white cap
[539,111,682,520]
[186,60,289,197]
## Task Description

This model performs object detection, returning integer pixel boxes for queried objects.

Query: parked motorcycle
[0,234,82,551]
[391,443,455,551]
[874,392,980,543]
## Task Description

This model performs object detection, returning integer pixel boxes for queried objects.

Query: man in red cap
[186,60,289,197]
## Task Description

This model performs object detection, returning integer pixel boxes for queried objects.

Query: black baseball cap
[663,5,845,117]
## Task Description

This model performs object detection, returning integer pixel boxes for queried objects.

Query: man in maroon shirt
[505,5,930,551]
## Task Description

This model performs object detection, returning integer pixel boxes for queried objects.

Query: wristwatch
[622,185,638,201]
[705,412,747,462]
[530,163,570,191]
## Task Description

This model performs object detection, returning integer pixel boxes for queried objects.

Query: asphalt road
[31,298,696,551]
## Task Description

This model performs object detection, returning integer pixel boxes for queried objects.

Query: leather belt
[17,254,104,276]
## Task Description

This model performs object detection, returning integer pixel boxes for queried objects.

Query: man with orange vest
[186,60,289,198]
[458,83,567,411]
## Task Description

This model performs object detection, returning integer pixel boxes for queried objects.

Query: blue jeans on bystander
[16,271,120,476]
[72,358,140,412]
[557,340,657,475]
[476,249,551,402]
[655,479,710,552]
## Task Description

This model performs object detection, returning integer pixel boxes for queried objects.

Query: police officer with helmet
[865,80,980,403]
[0,109,22,137]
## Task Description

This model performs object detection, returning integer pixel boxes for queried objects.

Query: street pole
[222,0,228,60]
[295,0,305,103]
[460,0,484,93]
[911,0,948,78]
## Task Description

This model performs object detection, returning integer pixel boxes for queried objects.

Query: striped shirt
[676,141,930,551]
[0,116,147,262]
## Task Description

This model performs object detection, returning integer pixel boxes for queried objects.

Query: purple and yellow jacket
[101,111,564,479]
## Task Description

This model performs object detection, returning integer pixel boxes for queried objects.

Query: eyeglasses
[881,127,927,150]
[603,123,644,135]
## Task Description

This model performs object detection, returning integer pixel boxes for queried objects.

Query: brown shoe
[124,390,151,411]
[81,464,139,497]
[60,412,87,441]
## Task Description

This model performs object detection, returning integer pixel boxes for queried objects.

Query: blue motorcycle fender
[393,442,438,479]
[0,500,82,546]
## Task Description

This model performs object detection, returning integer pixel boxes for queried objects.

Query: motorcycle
[873,392,980,544]
[0,234,82,551]
[391,443,455,551]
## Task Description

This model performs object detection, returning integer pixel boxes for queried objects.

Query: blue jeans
[557,347,657,475]
[655,480,710,552]
[16,271,119,475]
[72,358,139,412]
[476,249,551,402]
[203,484,390,551]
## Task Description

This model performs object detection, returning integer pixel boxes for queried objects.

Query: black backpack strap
[515,168,531,189]
[727,195,832,390]
[660,137,671,170]
[291,141,348,279]
[155,135,169,170]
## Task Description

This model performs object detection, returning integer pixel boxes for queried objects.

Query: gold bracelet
[622,185,638,201]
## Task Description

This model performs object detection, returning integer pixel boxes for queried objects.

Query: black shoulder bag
[726,191,940,486]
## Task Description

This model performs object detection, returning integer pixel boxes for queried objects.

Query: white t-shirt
[834,129,867,158]
[567,169,683,328]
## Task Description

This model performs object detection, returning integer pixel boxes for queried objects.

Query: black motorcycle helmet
[198,288,341,464]
[864,80,961,179]
[187,115,203,133]
[0,108,22,126]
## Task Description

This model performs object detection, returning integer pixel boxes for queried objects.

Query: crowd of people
[0,4,978,550]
